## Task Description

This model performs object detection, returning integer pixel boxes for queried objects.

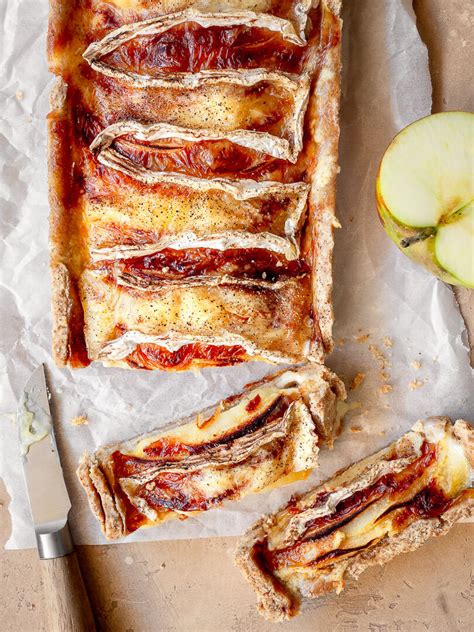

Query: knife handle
[41,550,96,632]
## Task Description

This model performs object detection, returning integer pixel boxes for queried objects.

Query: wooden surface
[40,552,96,632]
[1,2,473,631]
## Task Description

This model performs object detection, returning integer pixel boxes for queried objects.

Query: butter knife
[18,365,96,632]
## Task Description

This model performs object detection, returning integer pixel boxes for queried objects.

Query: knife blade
[18,365,96,632]
[18,364,73,558]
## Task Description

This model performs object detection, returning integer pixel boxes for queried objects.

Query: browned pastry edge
[48,0,343,368]
[234,419,474,622]
[49,72,70,367]
[307,2,342,360]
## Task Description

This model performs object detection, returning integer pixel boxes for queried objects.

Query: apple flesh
[376,112,474,288]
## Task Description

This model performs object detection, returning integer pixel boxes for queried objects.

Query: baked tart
[48,0,342,368]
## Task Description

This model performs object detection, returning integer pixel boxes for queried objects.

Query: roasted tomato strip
[126,342,248,371]
[100,24,308,75]
[107,248,309,283]
[115,137,290,181]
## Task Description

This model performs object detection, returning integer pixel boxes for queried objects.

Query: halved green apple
[376,111,474,288]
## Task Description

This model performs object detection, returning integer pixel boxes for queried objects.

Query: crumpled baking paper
[1,0,473,548]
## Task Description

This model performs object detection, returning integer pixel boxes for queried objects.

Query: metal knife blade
[18,365,73,558]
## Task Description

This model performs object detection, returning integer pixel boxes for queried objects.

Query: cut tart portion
[77,365,346,539]
[49,0,342,368]
[235,417,473,621]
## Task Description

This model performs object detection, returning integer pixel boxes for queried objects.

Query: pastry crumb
[145,481,156,491]
[369,345,391,370]
[411,360,421,370]
[379,384,393,395]
[355,334,370,343]
[350,425,363,433]
[16,90,24,101]
[349,373,365,390]
[383,336,393,348]
[336,338,346,347]
[408,379,425,391]
[70,415,88,426]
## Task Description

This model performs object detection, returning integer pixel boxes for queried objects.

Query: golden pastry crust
[235,418,474,621]
[77,365,346,539]
[48,0,343,368]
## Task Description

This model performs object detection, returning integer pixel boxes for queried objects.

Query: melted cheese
[80,270,312,362]
[17,394,52,456]
[84,185,306,258]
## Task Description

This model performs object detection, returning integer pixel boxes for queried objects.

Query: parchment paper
[1,0,473,549]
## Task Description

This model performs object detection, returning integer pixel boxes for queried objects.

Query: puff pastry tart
[77,365,346,538]
[48,0,343,369]
[235,417,474,620]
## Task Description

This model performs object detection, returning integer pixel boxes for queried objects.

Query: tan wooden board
[1,1,473,630]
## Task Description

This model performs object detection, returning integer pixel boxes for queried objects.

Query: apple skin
[375,177,463,287]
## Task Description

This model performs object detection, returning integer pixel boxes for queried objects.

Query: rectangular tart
[48,0,343,369]
[77,365,346,538]
[235,417,474,620]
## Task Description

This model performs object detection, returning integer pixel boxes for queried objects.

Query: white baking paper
[1,0,473,549]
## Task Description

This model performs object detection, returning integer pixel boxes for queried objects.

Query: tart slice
[235,418,473,621]
[77,365,345,539]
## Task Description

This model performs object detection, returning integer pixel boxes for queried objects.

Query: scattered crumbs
[383,336,393,348]
[160,562,166,569]
[389,602,398,610]
[408,379,425,391]
[369,344,390,370]
[379,384,393,395]
[336,338,346,347]
[350,425,362,433]
[349,373,365,391]
[380,371,389,381]
[355,333,370,343]
[16,90,24,101]
[411,360,421,370]
[70,415,88,426]
[124,556,134,566]
[379,429,386,435]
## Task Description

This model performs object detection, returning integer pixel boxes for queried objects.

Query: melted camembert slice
[80,270,313,368]
[235,418,474,621]
[77,366,346,539]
